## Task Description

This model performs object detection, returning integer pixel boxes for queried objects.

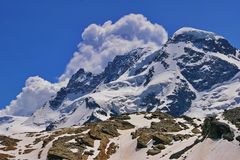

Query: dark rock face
[49,49,144,110]
[49,69,102,110]
[141,93,160,112]
[172,33,237,55]
[66,69,95,94]
[177,48,239,91]
[102,49,144,83]
[202,116,234,141]
[165,80,196,117]
[84,113,101,124]
[96,109,108,117]
[154,50,169,69]
[46,123,57,131]
[85,97,100,109]
[144,66,154,86]
[154,50,169,62]
[49,88,67,110]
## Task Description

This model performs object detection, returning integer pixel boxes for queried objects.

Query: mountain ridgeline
[25,27,240,129]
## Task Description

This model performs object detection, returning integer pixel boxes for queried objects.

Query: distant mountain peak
[173,27,224,40]
[171,27,237,55]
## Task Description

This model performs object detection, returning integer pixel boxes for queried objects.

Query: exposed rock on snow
[0,109,239,160]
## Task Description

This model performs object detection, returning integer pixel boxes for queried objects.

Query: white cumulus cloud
[1,14,168,116]
[59,14,168,81]
[0,76,66,116]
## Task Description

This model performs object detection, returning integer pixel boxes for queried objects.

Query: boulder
[137,132,152,148]
[147,148,161,156]
[202,116,234,141]
[152,133,173,145]
[150,119,182,132]
[191,127,201,134]
[101,125,119,137]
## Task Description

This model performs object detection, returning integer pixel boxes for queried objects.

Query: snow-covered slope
[0,115,44,135]
[22,27,240,129]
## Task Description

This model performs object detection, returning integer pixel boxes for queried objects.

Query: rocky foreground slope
[1,108,240,160]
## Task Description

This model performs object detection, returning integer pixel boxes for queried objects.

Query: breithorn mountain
[22,27,240,129]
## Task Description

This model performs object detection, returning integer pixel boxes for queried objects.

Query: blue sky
[0,0,239,109]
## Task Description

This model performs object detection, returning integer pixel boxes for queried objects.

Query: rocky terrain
[1,108,240,160]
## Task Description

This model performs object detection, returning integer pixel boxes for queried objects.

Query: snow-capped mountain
[23,27,240,129]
